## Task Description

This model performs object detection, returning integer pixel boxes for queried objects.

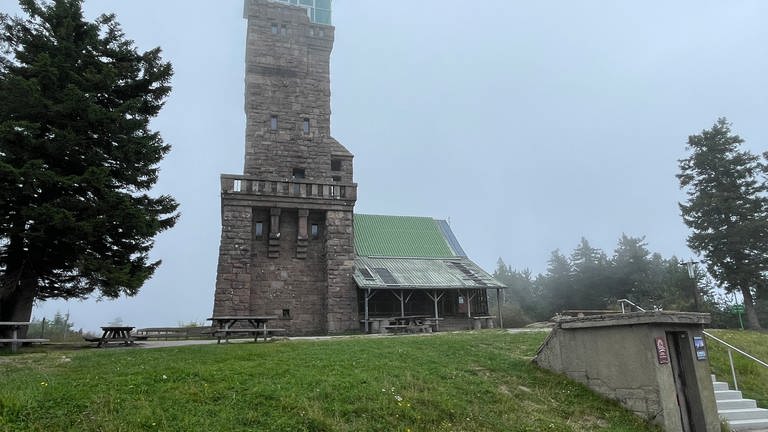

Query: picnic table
[86,326,136,348]
[207,316,282,343]
[383,315,433,334]
[470,315,497,330]
[0,322,48,353]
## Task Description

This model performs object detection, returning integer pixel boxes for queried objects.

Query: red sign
[655,336,669,364]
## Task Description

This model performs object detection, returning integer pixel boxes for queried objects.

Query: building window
[331,159,342,171]
[282,309,291,318]
[292,168,306,179]
[302,118,310,134]
[332,175,341,182]
[271,23,278,34]
[280,24,288,36]
[270,115,278,131]
[311,224,319,239]
[255,221,264,238]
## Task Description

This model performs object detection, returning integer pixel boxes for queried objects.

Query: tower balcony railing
[221,174,357,201]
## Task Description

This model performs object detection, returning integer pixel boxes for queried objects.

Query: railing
[703,331,768,391]
[617,298,646,313]
[221,175,357,201]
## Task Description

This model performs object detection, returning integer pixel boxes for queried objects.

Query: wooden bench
[408,324,433,333]
[382,325,409,334]
[135,327,207,340]
[212,328,286,343]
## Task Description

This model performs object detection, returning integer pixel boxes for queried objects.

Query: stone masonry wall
[213,0,357,335]
[213,205,253,317]
[325,210,357,333]
[243,0,353,184]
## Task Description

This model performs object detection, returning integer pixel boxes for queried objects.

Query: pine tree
[0,0,178,326]
[677,118,768,329]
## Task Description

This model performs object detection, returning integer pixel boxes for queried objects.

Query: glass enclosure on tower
[267,0,331,25]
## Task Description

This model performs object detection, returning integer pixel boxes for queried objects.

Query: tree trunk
[0,277,37,339]
[742,286,762,330]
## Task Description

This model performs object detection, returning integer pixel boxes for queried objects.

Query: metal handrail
[703,331,768,391]
[617,299,646,313]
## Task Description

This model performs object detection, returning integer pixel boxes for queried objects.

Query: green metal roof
[354,214,455,258]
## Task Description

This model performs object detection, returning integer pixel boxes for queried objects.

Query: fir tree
[0,0,178,326]
[677,118,768,329]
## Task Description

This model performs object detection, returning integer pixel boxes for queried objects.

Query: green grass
[0,331,658,432]
[706,330,768,408]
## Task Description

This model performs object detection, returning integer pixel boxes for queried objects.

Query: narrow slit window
[255,222,264,238]
[270,115,278,131]
[303,118,310,134]
[311,224,319,239]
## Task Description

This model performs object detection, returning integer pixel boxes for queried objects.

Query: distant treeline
[493,235,751,328]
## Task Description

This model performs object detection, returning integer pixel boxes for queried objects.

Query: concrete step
[720,408,768,421]
[728,418,768,431]
[719,399,759,410]
[714,381,731,391]
[718,390,746,400]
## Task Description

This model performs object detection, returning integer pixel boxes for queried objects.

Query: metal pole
[728,349,739,391]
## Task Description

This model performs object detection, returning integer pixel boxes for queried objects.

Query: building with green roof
[353,214,505,331]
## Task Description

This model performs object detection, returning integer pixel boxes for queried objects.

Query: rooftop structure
[257,0,332,25]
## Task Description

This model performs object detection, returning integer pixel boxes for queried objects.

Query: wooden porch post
[496,288,503,328]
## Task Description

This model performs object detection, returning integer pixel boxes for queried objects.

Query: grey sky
[2,1,767,332]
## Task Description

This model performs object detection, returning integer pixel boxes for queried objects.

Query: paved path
[121,328,551,349]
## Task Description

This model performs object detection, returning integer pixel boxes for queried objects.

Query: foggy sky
[2,1,767,332]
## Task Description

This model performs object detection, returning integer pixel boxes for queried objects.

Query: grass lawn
[706,329,768,408]
[0,330,658,432]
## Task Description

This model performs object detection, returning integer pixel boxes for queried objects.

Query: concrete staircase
[713,375,768,431]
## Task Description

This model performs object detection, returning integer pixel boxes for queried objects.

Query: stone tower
[212,0,358,335]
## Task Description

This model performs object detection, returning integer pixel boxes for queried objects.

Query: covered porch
[354,256,505,333]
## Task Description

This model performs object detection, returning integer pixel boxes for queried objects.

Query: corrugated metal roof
[354,214,454,258]
[354,256,505,290]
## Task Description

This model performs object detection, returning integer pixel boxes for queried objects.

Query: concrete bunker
[535,311,720,432]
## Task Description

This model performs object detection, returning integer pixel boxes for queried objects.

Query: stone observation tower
[212,0,358,334]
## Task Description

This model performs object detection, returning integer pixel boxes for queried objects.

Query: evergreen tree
[0,1,178,326]
[678,118,768,329]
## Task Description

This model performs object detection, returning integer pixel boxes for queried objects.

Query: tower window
[332,176,341,182]
[255,221,264,238]
[282,309,291,318]
[271,23,278,34]
[270,115,278,131]
[280,24,288,36]
[311,224,319,239]
[303,118,310,134]
[292,168,306,179]
[331,159,342,171]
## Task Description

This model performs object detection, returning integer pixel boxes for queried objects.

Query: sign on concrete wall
[655,336,670,364]
[694,336,707,360]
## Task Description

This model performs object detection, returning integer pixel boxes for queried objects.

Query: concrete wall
[535,312,720,432]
